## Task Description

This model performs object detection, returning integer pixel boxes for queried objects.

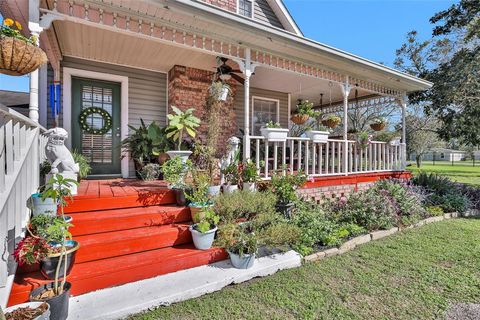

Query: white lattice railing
[248,136,406,179]
[0,106,47,307]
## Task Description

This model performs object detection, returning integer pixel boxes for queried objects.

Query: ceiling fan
[215,57,245,85]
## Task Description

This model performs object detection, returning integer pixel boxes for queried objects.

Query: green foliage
[29,215,72,243]
[214,190,277,223]
[294,100,316,116]
[41,174,78,209]
[265,121,281,129]
[185,169,210,205]
[426,205,444,217]
[139,163,161,181]
[270,171,306,205]
[194,208,220,233]
[72,150,91,180]
[240,159,263,183]
[162,157,190,188]
[323,114,341,124]
[166,106,201,150]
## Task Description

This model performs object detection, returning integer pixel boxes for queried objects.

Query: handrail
[0,104,47,132]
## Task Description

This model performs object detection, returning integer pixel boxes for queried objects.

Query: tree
[405,106,443,167]
[395,0,480,146]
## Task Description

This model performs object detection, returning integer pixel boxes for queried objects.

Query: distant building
[0,90,30,117]
[410,148,467,162]
[474,151,480,161]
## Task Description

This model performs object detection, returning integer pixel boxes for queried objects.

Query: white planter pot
[46,172,78,195]
[306,130,329,143]
[189,225,217,250]
[4,301,51,320]
[218,87,229,101]
[223,184,238,193]
[207,185,221,197]
[243,182,256,192]
[228,251,256,269]
[30,193,57,217]
[260,128,289,142]
[166,150,192,164]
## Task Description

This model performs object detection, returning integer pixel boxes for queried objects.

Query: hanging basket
[0,36,48,76]
[322,119,340,129]
[290,114,309,125]
[370,123,386,131]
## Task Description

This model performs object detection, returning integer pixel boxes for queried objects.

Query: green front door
[72,78,121,176]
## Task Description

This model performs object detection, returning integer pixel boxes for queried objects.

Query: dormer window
[238,0,253,18]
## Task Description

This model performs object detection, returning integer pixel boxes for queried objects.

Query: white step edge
[68,250,302,320]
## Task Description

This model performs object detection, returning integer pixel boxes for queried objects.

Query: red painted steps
[8,245,227,306]
[74,224,193,263]
[69,205,191,236]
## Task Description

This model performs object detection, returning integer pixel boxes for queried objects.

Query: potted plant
[218,223,258,269]
[260,121,289,142]
[305,112,330,143]
[321,114,341,129]
[356,131,372,150]
[222,162,239,193]
[162,156,191,206]
[189,207,220,250]
[270,171,307,219]
[29,174,78,320]
[240,160,263,191]
[71,151,91,182]
[370,117,387,131]
[3,301,50,320]
[209,81,231,102]
[0,18,47,76]
[186,171,211,223]
[166,106,201,162]
[139,163,162,181]
[30,193,57,217]
[192,145,221,197]
[291,100,314,125]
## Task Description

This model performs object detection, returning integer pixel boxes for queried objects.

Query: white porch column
[400,94,408,169]
[28,0,43,123]
[341,78,351,175]
[243,48,252,161]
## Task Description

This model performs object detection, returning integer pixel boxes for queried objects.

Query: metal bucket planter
[243,182,256,192]
[207,185,221,197]
[31,193,57,217]
[3,301,51,320]
[223,184,238,193]
[228,251,256,269]
[40,241,79,280]
[30,282,71,320]
[189,225,217,250]
[0,37,48,76]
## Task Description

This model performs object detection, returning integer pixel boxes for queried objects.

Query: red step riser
[75,226,192,263]
[64,191,176,213]
[8,248,227,306]
[70,207,191,236]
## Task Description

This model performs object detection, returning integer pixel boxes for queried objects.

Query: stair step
[64,188,176,213]
[70,206,191,236]
[75,224,193,263]
[8,245,227,306]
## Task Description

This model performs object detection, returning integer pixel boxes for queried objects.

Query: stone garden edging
[304,212,459,263]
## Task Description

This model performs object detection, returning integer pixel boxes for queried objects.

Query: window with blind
[252,97,279,135]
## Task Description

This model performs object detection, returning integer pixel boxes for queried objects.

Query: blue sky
[0,0,457,93]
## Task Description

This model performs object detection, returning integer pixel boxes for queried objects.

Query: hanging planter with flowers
[0,18,48,76]
[370,117,387,131]
[291,99,315,125]
[321,114,341,129]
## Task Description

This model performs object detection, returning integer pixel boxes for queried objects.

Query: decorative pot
[223,184,238,193]
[305,130,329,143]
[173,188,187,206]
[4,301,50,320]
[31,194,57,217]
[30,282,71,320]
[189,203,212,223]
[370,123,386,131]
[40,241,79,280]
[207,185,221,197]
[290,114,309,125]
[260,128,289,142]
[166,150,192,164]
[218,86,229,101]
[276,202,295,219]
[228,250,256,269]
[321,119,340,129]
[189,225,217,250]
[243,182,256,192]
[0,37,48,76]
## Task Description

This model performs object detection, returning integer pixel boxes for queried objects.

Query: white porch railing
[249,136,406,179]
[0,106,47,307]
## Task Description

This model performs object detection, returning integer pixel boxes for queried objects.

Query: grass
[407,161,480,186]
[128,219,480,320]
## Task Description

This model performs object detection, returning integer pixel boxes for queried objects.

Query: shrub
[270,171,306,205]
[425,206,444,217]
[213,190,277,222]
[139,163,161,181]
[72,150,91,180]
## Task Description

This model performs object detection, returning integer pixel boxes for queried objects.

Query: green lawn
[407,161,480,186]
[128,219,480,320]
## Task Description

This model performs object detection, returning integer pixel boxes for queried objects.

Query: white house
[410,148,467,162]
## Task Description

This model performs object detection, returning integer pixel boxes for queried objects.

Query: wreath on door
[78,107,113,135]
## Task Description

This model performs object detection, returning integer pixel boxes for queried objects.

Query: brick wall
[168,65,238,154]
[201,0,237,12]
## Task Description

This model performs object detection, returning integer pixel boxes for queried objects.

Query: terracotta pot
[0,36,48,76]
[322,119,340,129]
[290,114,309,125]
[157,152,170,165]
[370,123,386,131]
